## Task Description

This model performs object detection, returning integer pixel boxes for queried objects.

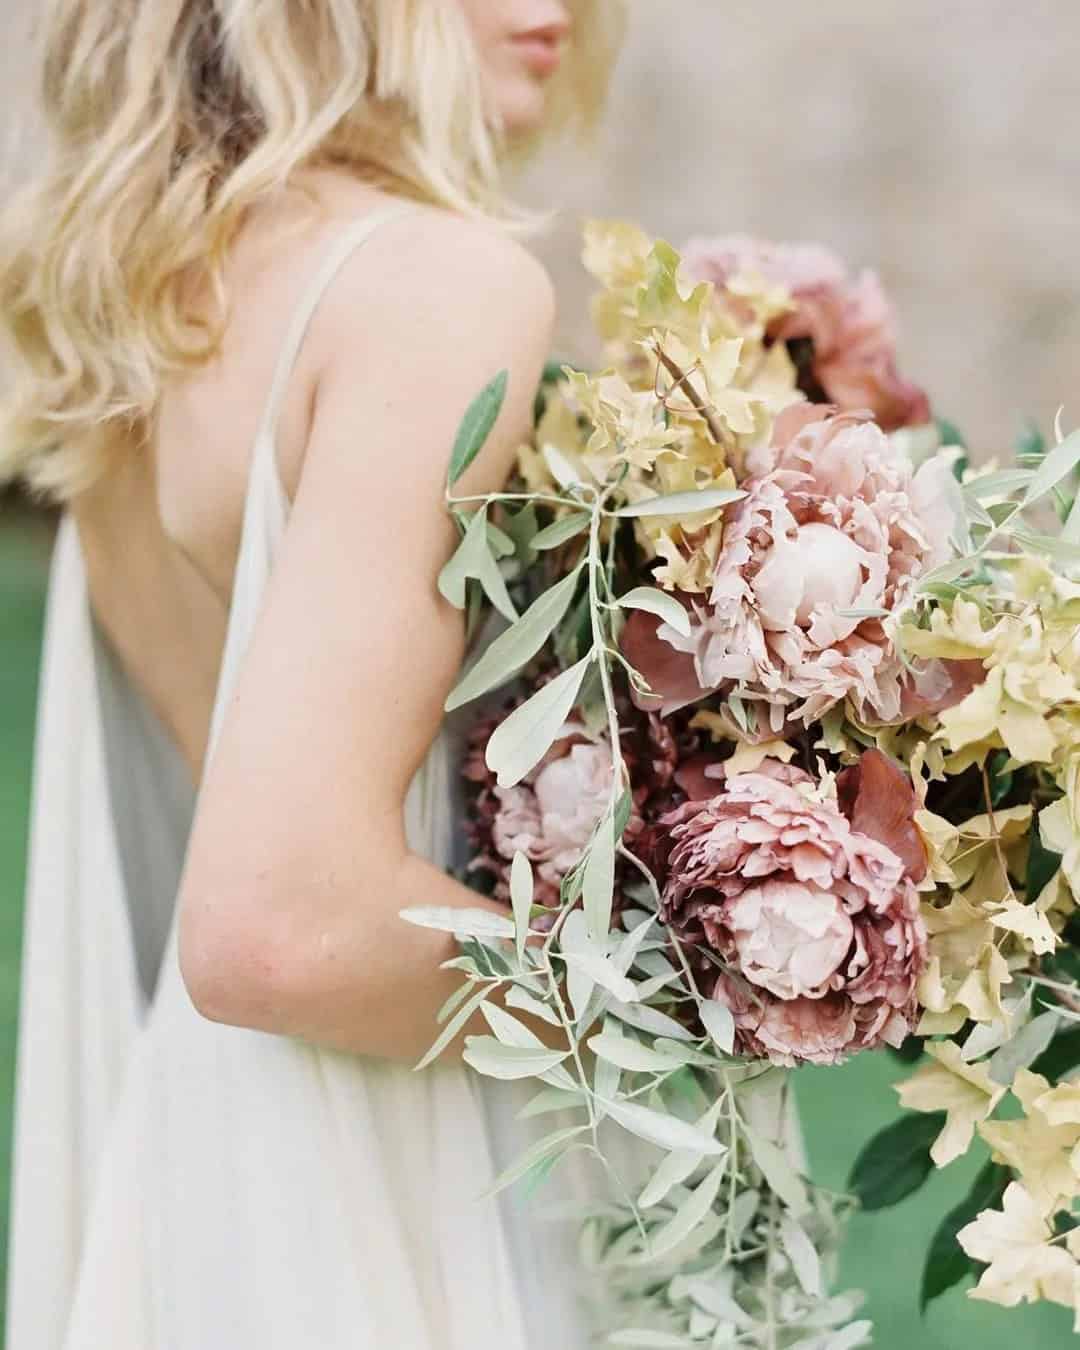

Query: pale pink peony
[464,702,683,913]
[681,235,931,431]
[657,406,958,730]
[651,753,927,1066]
[493,736,615,889]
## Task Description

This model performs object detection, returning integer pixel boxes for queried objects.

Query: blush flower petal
[650,761,927,1066]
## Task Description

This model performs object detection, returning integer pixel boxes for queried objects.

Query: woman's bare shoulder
[311,194,556,363]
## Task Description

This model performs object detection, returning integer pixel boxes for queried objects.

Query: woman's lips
[513,33,565,79]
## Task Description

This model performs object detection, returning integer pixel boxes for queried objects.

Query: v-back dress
[5,207,599,1350]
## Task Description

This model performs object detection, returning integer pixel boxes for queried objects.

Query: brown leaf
[837,748,928,883]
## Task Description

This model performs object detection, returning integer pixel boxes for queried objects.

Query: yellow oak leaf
[958,1183,1080,1313]
[980,1070,1080,1215]
[896,1041,1005,1166]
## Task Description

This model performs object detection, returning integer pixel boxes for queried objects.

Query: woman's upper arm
[178,218,554,1015]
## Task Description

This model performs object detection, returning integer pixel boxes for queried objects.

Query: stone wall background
[520,0,1080,455]
[3,0,1078,455]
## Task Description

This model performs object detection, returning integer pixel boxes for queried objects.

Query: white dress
[5,208,603,1350]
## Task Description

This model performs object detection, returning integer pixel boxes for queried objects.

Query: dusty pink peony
[655,406,959,730]
[681,235,931,431]
[464,700,684,915]
[651,753,927,1066]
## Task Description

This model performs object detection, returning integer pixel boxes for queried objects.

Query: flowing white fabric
[6,208,601,1350]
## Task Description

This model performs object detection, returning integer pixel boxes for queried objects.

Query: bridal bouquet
[404,221,1080,1344]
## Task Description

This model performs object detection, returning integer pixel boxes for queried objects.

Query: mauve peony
[650,752,927,1066]
[681,235,931,431]
[654,406,959,730]
[464,701,683,914]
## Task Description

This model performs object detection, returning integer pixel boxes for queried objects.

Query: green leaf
[517,1086,583,1120]
[1015,419,1047,460]
[561,951,637,1003]
[1008,527,1080,566]
[1063,488,1080,544]
[1027,827,1063,904]
[1020,427,1080,508]
[501,503,540,568]
[485,1124,589,1196]
[936,416,968,451]
[504,984,560,1028]
[987,750,1014,807]
[485,653,593,787]
[639,1162,726,1262]
[587,1031,685,1074]
[613,788,634,842]
[779,1216,822,1297]
[847,1111,946,1211]
[447,564,583,711]
[559,909,595,1024]
[481,1001,542,1048]
[614,487,746,519]
[616,586,692,638]
[965,468,1033,501]
[988,1010,1061,1086]
[414,984,491,1071]
[584,812,617,940]
[486,521,515,559]
[509,852,534,963]
[608,1000,695,1042]
[1033,1027,1080,1081]
[921,1162,1009,1311]
[436,506,518,622]
[461,1036,570,1080]
[400,906,516,940]
[638,1148,707,1209]
[746,1133,809,1215]
[437,508,490,610]
[607,1333,695,1349]
[448,370,508,486]
[699,999,735,1055]
[603,1098,726,1155]
[532,512,591,551]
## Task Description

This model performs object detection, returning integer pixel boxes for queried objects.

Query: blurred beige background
[521,0,1080,455]
[3,0,1078,454]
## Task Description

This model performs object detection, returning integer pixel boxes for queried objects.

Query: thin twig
[654,345,726,447]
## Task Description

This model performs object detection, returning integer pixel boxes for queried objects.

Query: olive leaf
[445,565,584,711]
[699,999,736,1056]
[613,487,745,518]
[616,586,692,638]
[636,1162,726,1263]
[583,811,617,941]
[509,851,534,963]
[1020,426,1080,508]
[461,1036,570,1081]
[400,906,516,940]
[602,1098,726,1155]
[447,370,508,486]
[532,512,591,551]
[485,652,593,787]
[437,506,518,622]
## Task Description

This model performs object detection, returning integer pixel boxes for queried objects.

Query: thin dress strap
[253,201,416,477]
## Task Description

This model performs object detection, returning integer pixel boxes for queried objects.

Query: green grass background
[0,514,1073,1345]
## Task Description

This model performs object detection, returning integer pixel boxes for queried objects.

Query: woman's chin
[492,79,552,140]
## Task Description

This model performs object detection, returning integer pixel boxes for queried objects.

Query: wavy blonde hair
[0,0,623,500]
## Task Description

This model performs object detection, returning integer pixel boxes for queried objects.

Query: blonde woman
[1,3,624,1346]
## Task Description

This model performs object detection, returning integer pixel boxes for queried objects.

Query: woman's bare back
[72,174,403,778]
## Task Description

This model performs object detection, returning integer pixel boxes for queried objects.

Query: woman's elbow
[178,897,317,1034]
